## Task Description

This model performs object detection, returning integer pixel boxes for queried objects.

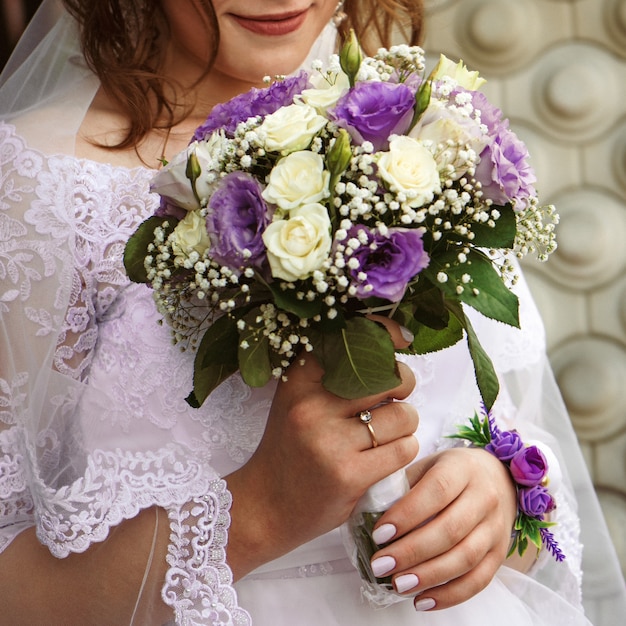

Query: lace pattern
[164,481,251,626]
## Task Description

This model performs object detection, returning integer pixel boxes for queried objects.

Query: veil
[0,1,624,624]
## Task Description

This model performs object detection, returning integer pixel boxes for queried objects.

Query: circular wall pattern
[546,189,625,290]
[530,44,620,142]
[454,0,540,72]
[551,338,626,441]
[604,0,626,54]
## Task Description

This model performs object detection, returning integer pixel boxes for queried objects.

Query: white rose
[150,139,220,210]
[262,151,330,211]
[259,104,327,154]
[410,102,488,178]
[171,210,211,259]
[430,54,487,91]
[298,71,350,113]
[262,203,331,281]
[377,136,441,208]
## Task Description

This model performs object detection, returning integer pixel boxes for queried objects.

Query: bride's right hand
[225,320,419,580]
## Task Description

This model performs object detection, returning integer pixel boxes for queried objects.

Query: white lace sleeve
[164,482,251,626]
[0,123,251,624]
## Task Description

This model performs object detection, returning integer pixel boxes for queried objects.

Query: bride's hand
[368,447,518,611]
[225,319,419,580]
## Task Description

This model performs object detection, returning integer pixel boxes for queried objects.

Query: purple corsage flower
[484,429,524,462]
[346,226,430,302]
[193,71,310,140]
[518,485,556,518]
[509,445,548,487]
[205,172,271,269]
[330,81,415,151]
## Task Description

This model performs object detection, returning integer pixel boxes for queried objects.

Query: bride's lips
[230,9,308,36]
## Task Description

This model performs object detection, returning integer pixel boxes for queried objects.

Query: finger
[409,543,504,611]
[353,400,419,451]
[366,315,414,349]
[373,493,486,571]
[372,453,468,541]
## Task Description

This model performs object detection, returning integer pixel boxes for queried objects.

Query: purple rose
[510,445,548,487]
[469,92,537,211]
[485,429,524,462]
[518,485,555,518]
[330,82,415,151]
[346,226,430,302]
[205,172,271,269]
[193,72,310,140]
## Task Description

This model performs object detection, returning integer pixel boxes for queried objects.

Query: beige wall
[422,0,626,582]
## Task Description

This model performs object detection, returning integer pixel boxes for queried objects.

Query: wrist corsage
[450,410,565,562]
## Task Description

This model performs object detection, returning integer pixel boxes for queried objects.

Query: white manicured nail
[395,573,419,593]
[371,555,396,577]
[372,523,396,545]
[414,597,436,611]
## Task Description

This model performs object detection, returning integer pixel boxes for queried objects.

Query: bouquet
[124,31,556,411]
[124,32,558,604]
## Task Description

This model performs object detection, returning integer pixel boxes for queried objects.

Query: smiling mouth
[230,10,308,36]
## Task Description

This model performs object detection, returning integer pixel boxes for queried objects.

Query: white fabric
[1,1,624,624]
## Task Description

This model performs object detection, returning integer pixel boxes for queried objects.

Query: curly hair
[62,0,424,150]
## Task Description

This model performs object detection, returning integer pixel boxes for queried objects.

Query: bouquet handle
[342,467,410,607]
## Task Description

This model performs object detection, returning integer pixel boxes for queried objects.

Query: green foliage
[313,317,401,399]
[123,216,178,283]
[186,314,239,408]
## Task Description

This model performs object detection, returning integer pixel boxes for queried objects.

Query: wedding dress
[1,2,624,624]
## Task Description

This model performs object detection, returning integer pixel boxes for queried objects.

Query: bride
[0,0,623,624]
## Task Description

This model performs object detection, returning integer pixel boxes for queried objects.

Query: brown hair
[63,0,424,150]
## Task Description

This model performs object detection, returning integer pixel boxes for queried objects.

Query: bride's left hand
[368,446,519,611]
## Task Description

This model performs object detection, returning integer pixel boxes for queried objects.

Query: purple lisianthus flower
[330,81,415,151]
[510,445,548,487]
[346,226,430,302]
[193,71,310,140]
[470,92,537,210]
[205,172,271,269]
[518,485,555,518]
[485,429,524,462]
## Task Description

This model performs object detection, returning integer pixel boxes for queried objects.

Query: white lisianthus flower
[410,102,488,178]
[298,70,350,113]
[430,54,487,91]
[171,210,211,259]
[377,136,441,208]
[262,151,330,211]
[150,139,221,210]
[262,203,332,281]
[259,104,327,154]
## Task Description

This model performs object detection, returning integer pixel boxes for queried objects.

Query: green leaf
[313,317,401,399]
[425,249,520,328]
[268,282,322,319]
[447,301,500,411]
[186,314,239,408]
[238,308,272,388]
[123,216,178,283]
[408,279,449,330]
[450,204,516,249]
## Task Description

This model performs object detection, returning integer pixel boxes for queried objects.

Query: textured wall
[422,0,626,585]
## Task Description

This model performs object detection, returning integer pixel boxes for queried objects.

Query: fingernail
[372,523,397,545]
[395,573,419,593]
[414,597,436,612]
[400,325,414,343]
[371,555,396,577]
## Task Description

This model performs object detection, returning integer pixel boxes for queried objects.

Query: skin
[0,1,533,622]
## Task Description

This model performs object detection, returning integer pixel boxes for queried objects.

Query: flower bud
[326,129,352,178]
[340,29,363,87]
[186,149,202,185]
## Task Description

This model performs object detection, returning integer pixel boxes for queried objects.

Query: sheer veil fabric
[0,1,624,624]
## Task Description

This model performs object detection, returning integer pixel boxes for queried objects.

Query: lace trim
[33,445,216,558]
[163,481,251,626]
